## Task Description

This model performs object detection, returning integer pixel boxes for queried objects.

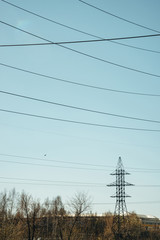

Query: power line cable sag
[0,176,159,188]
[0,33,160,47]
[78,0,160,34]
[0,178,159,204]
[92,201,160,205]
[1,153,160,172]
[0,179,157,205]
[0,176,104,186]
[0,159,159,173]
[0,153,113,169]
[1,62,160,97]
[1,181,160,190]
[1,108,160,132]
[1,0,98,38]
[1,20,160,78]
[1,90,160,124]
[0,159,106,171]
[0,181,102,187]
[1,0,160,54]
[0,45,160,55]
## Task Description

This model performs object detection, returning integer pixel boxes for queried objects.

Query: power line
[1,108,160,132]
[0,178,159,205]
[1,0,160,54]
[0,33,160,47]
[1,62,160,97]
[1,42,160,54]
[1,0,99,38]
[0,176,104,186]
[1,181,160,190]
[0,153,113,169]
[1,153,160,173]
[0,181,101,187]
[60,45,160,78]
[1,20,160,78]
[78,0,160,34]
[1,90,160,124]
[0,159,106,171]
[92,201,160,205]
[117,44,160,54]
[0,20,50,42]
[136,185,160,188]
[0,176,159,188]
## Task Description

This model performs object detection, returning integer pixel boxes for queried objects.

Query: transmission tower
[107,157,134,240]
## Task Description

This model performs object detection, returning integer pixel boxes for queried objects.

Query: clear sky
[0,0,160,217]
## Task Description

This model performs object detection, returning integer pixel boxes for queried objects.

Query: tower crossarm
[110,170,130,175]
[107,181,117,187]
[125,181,134,186]
[107,182,134,187]
[110,194,132,198]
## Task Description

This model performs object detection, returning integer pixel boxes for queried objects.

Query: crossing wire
[0,33,160,47]
[0,20,160,78]
[1,0,160,54]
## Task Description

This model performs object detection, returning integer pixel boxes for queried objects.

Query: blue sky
[0,0,160,217]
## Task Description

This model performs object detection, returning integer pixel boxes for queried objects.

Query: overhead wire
[0,153,113,169]
[2,0,159,210]
[0,43,160,55]
[0,33,160,47]
[1,157,160,173]
[92,201,160,205]
[0,176,159,188]
[0,159,106,172]
[0,177,159,204]
[78,0,160,34]
[0,62,160,97]
[0,176,103,186]
[0,20,160,78]
[1,0,99,38]
[0,181,102,187]
[1,90,160,124]
[137,185,160,188]
[1,0,160,54]
[1,108,160,132]
[1,153,160,172]
[1,182,160,193]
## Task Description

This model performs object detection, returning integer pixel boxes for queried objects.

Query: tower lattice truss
[107,157,134,240]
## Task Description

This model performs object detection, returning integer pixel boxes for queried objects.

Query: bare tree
[51,196,66,240]
[38,195,66,240]
[17,192,41,240]
[67,192,92,240]
[0,189,160,240]
[0,189,18,240]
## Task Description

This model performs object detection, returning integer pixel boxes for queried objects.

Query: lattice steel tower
[107,157,133,240]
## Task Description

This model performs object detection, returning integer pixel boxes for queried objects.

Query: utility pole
[107,157,134,240]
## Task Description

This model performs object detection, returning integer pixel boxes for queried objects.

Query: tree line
[0,189,159,240]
